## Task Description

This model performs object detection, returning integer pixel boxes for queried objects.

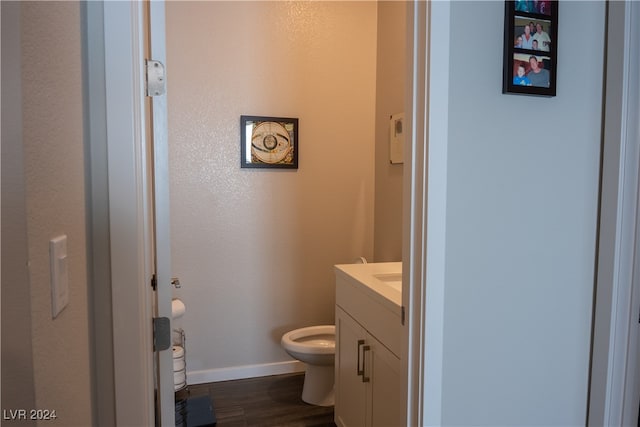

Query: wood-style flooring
[180,373,336,427]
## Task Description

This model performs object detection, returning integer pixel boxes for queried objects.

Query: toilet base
[301,364,335,407]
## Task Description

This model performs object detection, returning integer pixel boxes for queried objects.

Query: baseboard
[187,360,306,384]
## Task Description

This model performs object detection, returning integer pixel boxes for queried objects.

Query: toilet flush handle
[171,277,181,289]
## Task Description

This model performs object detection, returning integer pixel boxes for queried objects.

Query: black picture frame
[503,0,558,96]
[240,115,299,169]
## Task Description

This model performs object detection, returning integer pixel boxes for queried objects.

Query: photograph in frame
[240,115,299,169]
[503,0,558,96]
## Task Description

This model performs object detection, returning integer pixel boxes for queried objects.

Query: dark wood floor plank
[183,373,335,427]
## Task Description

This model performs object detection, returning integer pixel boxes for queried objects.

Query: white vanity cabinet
[335,307,402,427]
[334,262,404,427]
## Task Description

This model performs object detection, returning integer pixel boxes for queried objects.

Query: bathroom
[167,0,406,391]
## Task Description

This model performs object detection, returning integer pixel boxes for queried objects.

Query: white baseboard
[187,360,306,384]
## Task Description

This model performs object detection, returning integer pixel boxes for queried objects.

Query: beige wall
[1,2,36,424]
[0,2,93,425]
[167,1,377,379]
[374,1,406,262]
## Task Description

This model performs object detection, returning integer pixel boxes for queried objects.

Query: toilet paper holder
[173,328,187,392]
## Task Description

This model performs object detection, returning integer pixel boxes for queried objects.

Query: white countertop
[334,262,402,309]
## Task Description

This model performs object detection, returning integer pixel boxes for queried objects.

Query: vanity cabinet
[334,262,404,427]
[335,307,402,427]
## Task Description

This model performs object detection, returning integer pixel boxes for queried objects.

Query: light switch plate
[389,112,404,164]
[50,235,69,318]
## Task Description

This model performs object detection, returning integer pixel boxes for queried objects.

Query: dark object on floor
[188,373,336,426]
[175,394,217,427]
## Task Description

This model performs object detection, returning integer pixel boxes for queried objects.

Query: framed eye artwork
[503,0,558,96]
[240,115,299,169]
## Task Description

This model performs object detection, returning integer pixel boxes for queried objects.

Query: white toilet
[281,325,336,407]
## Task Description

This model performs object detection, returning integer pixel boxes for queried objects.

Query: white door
[98,1,175,424]
[148,1,175,426]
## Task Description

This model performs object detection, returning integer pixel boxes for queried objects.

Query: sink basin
[373,273,402,292]
[334,262,402,307]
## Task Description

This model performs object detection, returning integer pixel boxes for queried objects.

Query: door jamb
[87,2,155,425]
[404,1,450,425]
[588,1,640,425]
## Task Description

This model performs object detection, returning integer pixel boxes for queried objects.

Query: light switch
[389,112,404,164]
[50,235,69,318]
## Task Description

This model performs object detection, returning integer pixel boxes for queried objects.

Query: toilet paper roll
[172,329,183,346]
[174,371,186,386]
[174,371,187,391]
[173,358,186,372]
[172,299,186,319]
[172,346,184,359]
[174,371,186,383]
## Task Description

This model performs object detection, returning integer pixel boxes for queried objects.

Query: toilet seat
[281,325,335,355]
[281,325,335,406]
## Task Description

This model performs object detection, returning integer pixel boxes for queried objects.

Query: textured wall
[1,2,37,423]
[166,1,377,379]
[374,1,406,262]
[19,2,93,424]
[440,1,605,425]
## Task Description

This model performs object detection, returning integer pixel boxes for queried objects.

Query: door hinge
[151,274,157,291]
[145,59,166,97]
[401,306,406,325]
[153,317,171,351]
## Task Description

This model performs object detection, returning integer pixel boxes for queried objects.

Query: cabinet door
[366,336,403,427]
[335,307,367,427]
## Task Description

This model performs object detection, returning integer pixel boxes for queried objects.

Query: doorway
[91,1,640,426]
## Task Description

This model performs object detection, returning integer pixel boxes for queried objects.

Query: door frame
[85,1,155,425]
[588,1,640,425]
[403,1,449,425]
[91,1,640,425]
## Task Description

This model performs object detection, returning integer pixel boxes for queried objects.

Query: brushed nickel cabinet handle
[357,339,365,376]
[362,345,371,383]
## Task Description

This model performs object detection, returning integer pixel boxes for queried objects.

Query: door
[94,1,174,424]
[148,1,175,426]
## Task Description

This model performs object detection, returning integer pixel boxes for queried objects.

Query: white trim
[405,1,449,426]
[84,2,116,424]
[403,2,427,425]
[421,1,450,425]
[619,2,640,424]
[187,361,305,385]
[103,2,154,426]
[589,1,640,426]
[402,1,427,425]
